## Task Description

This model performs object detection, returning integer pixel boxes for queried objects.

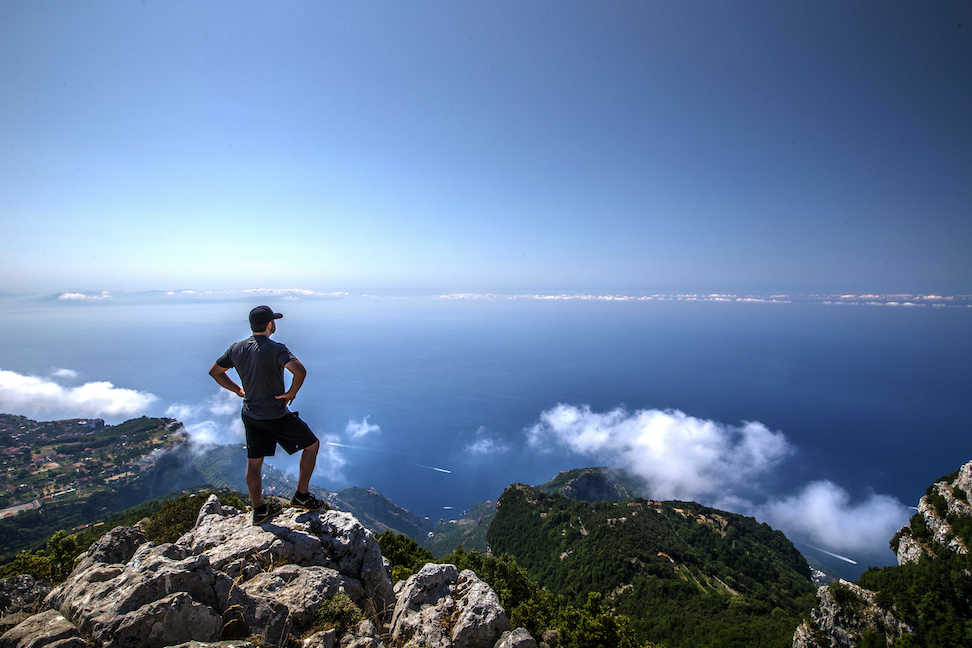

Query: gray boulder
[177,497,395,619]
[791,580,911,648]
[222,564,366,646]
[451,570,510,648]
[494,628,537,648]
[0,575,51,616]
[391,563,509,648]
[339,619,385,648]
[303,628,338,648]
[163,642,258,648]
[45,542,222,648]
[0,609,85,648]
[73,525,148,574]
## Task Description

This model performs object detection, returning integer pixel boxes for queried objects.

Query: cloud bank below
[0,368,157,420]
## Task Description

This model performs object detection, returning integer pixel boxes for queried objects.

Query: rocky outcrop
[0,608,86,648]
[792,580,911,648]
[494,628,537,648]
[72,525,148,574]
[794,459,972,648]
[892,461,972,565]
[0,576,51,617]
[390,563,510,648]
[2,496,519,648]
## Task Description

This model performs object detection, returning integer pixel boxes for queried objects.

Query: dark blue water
[2,297,970,559]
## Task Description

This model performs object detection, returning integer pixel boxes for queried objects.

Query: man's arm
[275,359,306,406]
[209,363,245,397]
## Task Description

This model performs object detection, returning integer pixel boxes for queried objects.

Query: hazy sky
[2,2,970,293]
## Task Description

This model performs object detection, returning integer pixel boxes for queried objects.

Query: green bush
[313,592,364,636]
[859,552,972,647]
[376,530,435,581]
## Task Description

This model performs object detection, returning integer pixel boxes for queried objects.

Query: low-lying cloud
[758,481,911,557]
[56,291,112,301]
[345,416,381,439]
[526,403,910,560]
[466,426,510,455]
[0,368,157,420]
[527,404,791,502]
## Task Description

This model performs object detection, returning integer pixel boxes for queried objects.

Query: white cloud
[51,368,79,379]
[527,404,791,501]
[345,416,380,439]
[57,291,111,301]
[0,369,156,420]
[166,390,240,423]
[465,426,510,455]
[757,481,911,556]
[165,403,201,421]
[208,389,240,416]
[526,403,909,560]
[242,288,349,298]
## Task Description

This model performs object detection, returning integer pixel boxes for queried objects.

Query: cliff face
[0,496,532,648]
[892,461,972,565]
[792,460,972,648]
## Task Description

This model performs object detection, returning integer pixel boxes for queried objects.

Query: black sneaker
[251,499,281,525]
[290,490,327,511]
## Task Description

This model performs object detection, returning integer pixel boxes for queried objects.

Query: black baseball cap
[249,305,283,331]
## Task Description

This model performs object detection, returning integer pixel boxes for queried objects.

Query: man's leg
[297,440,319,493]
[246,457,264,508]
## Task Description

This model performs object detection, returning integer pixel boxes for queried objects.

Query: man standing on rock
[209,305,326,524]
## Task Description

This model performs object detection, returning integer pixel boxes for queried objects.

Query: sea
[2,293,970,572]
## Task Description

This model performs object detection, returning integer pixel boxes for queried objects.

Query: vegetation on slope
[487,484,815,648]
[377,531,641,648]
[0,489,247,583]
[855,552,972,648]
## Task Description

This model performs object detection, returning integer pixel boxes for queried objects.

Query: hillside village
[0,414,185,522]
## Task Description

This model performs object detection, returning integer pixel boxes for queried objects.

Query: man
[209,305,326,524]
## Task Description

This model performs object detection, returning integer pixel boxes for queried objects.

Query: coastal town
[0,414,186,520]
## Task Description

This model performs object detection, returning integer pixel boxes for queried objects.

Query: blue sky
[2,1,970,294]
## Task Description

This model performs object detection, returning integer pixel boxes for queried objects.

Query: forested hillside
[488,483,816,648]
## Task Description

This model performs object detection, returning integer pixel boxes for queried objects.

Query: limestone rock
[303,628,338,648]
[494,628,537,648]
[451,570,510,648]
[0,575,51,615]
[73,525,147,574]
[163,642,258,648]
[894,532,925,566]
[893,460,972,565]
[222,564,366,646]
[177,497,394,616]
[45,542,221,647]
[0,609,85,648]
[109,592,222,648]
[338,619,385,648]
[791,580,911,648]
[390,563,509,648]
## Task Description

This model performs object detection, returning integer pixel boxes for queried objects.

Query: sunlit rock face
[2,495,531,648]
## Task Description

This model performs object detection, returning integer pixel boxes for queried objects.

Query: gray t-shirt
[216,335,297,420]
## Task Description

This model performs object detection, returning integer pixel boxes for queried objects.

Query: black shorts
[242,411,318,459]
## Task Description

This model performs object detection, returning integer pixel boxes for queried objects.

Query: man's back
[216,335,296,420]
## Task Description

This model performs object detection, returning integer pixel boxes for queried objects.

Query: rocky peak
[892,461,972,565]
[792,459,972,648]
[0,496,534,648]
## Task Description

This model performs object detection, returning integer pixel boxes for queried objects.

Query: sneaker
[251,499,281,525]
[290,490,327,511]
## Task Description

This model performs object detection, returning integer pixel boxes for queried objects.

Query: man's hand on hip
[275,391,296,406]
